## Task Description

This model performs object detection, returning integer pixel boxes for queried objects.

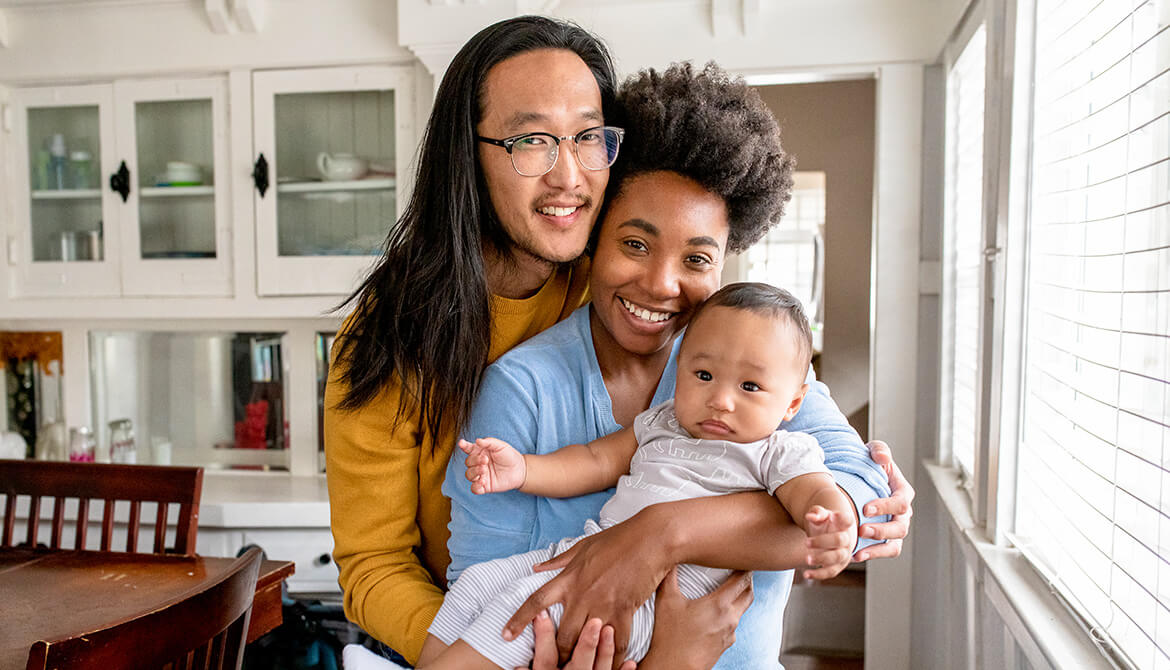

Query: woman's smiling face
[589,170,730,358]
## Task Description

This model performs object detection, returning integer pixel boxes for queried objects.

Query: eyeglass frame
[475,125,625,177]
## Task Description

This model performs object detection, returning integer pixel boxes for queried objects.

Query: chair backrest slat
[190,641,208,670]
[75,497,89,549]
[175,501,197,554]
[25,548,261,670]
[154,503,168,554]
[100,499,115,551]
[50,497,65,549]
[126,501,141,553]
[3,493,14,546]
[0,460,203,555]
[25,494,40,547]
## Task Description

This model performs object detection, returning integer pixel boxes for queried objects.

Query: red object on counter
[234,400,268,449]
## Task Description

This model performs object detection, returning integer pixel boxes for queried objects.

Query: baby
[413,282,857,670]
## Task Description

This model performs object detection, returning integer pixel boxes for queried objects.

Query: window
[1011,1,1170,667]
[942,23,988,477]
[744,171,826,350]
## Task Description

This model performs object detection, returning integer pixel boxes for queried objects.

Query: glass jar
[108,418,136,464]
[69,150,93,190]
[68,426,96,462]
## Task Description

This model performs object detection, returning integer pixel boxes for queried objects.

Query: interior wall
[755,79,876,437]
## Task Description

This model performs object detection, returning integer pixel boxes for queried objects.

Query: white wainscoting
[911,463,1118,670]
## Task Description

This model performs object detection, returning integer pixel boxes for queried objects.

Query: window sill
[924,463,1120,670]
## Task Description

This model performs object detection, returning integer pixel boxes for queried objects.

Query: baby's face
[675,305,808,443]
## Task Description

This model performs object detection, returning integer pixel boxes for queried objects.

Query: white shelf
[31,189,102,200]
[276,177,395,193]
[140,185,215,198]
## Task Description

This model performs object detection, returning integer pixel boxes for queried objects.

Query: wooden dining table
[0,547,295,669]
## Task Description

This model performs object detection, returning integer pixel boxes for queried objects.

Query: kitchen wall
[755,78,876,436]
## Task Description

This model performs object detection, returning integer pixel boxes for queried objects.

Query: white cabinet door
[252,65,415,296]
[9,85,121,297]
[113,77,233,296]
[8,79,234,298]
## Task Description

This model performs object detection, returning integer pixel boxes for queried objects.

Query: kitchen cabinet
[251,65,416,296]
[6,64,417,301]
[8,77,233,297]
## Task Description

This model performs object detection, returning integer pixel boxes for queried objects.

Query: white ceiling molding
[407,42,461,78]
[232,0,264,32]
[0,10,9,48]
[742,0,759,36]
[515,0,560,12]
[711,0,758,37]
[204,0,235,34]
[427,0,486,4]
[710,0,735,37]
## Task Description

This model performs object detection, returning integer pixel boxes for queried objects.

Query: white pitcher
[317,152,369,181]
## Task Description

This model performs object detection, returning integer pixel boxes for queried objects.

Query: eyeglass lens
[511,127,621,176]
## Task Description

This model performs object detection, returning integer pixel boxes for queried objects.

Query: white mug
[317,152,369,181]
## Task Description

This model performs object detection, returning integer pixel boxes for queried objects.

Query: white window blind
[944,24,988,476]
[1013,0,1170,667]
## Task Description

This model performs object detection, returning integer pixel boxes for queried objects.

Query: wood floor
[779,653,865,670]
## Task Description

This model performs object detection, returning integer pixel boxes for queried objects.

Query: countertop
[198,472,331,528]
[2,468,332,530]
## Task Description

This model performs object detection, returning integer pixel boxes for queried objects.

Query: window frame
[937,0,1170,664]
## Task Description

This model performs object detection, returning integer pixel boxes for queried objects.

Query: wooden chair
[0,459,203,555]
[25,547,263,670]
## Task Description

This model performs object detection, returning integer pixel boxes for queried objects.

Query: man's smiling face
[476,48,609,268]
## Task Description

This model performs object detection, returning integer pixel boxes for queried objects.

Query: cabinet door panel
[252,66,415,296]
[10,85,121,297]
[114,77,233,296]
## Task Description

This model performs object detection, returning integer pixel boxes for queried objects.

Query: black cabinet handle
[253,153,269,197]
[109,161,130,202]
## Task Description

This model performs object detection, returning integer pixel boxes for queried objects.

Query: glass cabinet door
[11,85,121,296]
[114,78,232,296]
[253,66,416,295]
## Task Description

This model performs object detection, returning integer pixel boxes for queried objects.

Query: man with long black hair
[325,16,623,666]
[325,15,915,670]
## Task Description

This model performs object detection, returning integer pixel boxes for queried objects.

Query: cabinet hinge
[7,235,18,265]
[1,104,12,133]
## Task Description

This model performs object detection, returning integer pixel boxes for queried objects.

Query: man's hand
[854,440,915,562]
[802,506,855,580]
[459,437,527,495]
[525,612,637,670]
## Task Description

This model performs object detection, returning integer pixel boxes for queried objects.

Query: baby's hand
[803,505,856,580]
[458,437,527,494]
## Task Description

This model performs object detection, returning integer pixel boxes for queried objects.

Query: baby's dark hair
[687,282,813,375]
[607,62,796,254]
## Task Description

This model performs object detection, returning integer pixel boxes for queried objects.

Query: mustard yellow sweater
[324,262,589,664]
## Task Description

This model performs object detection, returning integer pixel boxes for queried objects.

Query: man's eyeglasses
[476,126,625,177]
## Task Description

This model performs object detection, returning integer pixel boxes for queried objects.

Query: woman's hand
[525,612,637,670]
[503,508,675,664]
[638,567,753,670]
[855,440,915,561]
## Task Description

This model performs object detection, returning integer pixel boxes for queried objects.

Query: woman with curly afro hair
[430,61,895,670]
